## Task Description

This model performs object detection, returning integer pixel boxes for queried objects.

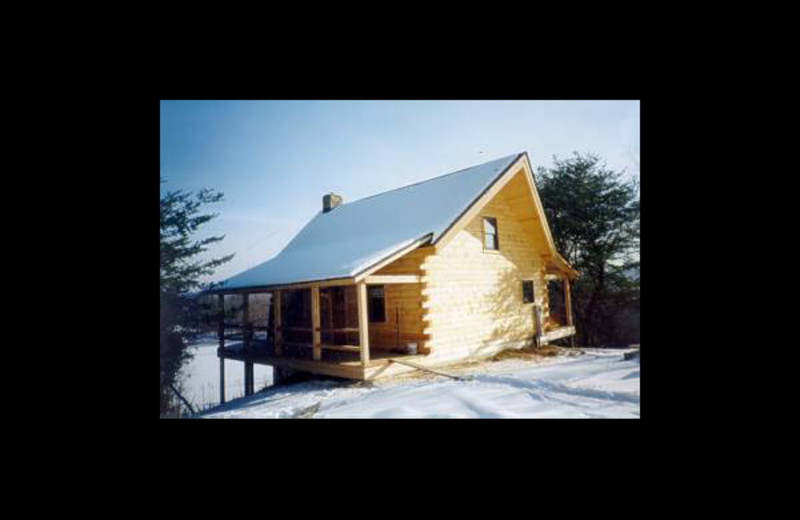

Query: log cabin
[208,152,577,401]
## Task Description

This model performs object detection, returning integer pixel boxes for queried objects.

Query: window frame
[482,216,499,252]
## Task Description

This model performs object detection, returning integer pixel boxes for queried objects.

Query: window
[483,217,499,250]
[522,280,535,303]
[368,285,386,322]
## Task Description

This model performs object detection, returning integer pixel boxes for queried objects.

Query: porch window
[483,217,499,250]
[368,285,386,323]
[522,280,535,303]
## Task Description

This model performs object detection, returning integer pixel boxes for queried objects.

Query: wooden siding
[369,247,433,351]
[419,169,551,362]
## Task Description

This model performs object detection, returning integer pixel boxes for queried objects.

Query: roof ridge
[341,153,523,207]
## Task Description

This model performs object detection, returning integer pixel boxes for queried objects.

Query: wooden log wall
[370,247,433,352]
[420,172,550,361]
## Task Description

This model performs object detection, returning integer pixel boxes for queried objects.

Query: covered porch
[539,255,578,346]
[212,275,428,403]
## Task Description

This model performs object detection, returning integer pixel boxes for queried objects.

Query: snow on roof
[218,153,523,290]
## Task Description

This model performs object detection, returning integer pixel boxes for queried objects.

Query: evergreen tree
[536,153,639,347]
[160,179,233,416]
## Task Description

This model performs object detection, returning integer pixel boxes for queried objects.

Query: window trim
[482,216,499,252]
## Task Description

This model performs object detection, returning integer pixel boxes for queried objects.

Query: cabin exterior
[209,152,577,401]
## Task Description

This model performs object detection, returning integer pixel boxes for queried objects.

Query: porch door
[547,280,566,326]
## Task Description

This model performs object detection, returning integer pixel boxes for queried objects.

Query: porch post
[357,282,370,367]
[564,277,573,327]
[311,285,321,361]
[219,357,226,405]
[273,290,282,355]
[242,293,251,352]
[242,293,253,396]
[564,277,575,347]
[218,294,225,404]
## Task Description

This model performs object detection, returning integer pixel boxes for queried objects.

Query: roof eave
[204,275,357,294]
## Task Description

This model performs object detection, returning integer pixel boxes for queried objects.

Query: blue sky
[160,100,640,283]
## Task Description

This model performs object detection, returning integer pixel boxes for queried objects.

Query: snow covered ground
[196,349,640,419]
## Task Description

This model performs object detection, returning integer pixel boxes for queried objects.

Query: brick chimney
[323,192,343,213]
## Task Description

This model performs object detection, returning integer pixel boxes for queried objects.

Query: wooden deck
[219,328,576,383]
[542,325,576,343]
[219,340,427,380]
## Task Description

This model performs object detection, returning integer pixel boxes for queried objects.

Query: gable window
[367,285,386,323]
[483,217,499,251]
[522,280,535,303]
